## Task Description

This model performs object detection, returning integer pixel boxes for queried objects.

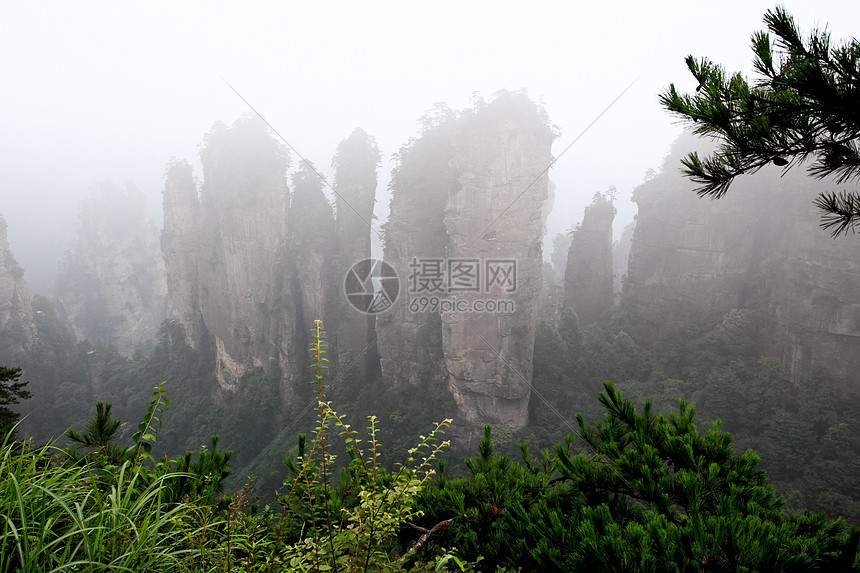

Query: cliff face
[290,162,337,349]
[163,116,299,395]
[162,117,358,403]
[161,161,203,347]
[563,191,615,326]
[612,220,635,304]
[377,105,456,389]
[332,129,381,377]
[443,99,553,440]
[0,215,35,362]
[758,196,860,383]
[625,132,860,383]
[54,182,170,355]
[378,93,554,443]
[538,233,571,322]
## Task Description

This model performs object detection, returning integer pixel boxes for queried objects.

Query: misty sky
[2,1,858,293]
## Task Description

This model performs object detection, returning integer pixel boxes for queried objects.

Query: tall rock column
[332,128,381,378]
[377,107,458,388]
[290,162,336,353]
[197,117,293,392]
[563,191,615,326]
[162,160,203,347]
[162,116,302,397]
[442,94,553,442]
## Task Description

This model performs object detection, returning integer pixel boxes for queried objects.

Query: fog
[2,0,858,293]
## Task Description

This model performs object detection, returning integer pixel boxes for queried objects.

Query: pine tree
[416,382,860,571]
[661,7,860,236]
[64,401,130,464]
[0,365,30,439]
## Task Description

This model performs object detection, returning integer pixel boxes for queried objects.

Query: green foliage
[530,298,860,526]
[132,381,169,463]
[0,443,203,572]
[0,390,221,572]
[64,401,129,465]
[0,366,30,439]
[6,313,860,571]
[416,426,557,570]
[418,383,860,572]
[164,434,233,505]
[276,320,462,572]
[661,7,860,236]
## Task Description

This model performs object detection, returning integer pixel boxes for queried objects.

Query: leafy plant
[661,7,860,235]
[132,381,169,463]
[277,320,463,572]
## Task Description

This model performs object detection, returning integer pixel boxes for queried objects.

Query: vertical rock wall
[0,215,35,362]
[625,131,860,384]
[162,118,366,404]
[612,220,636,304]
[162,160,204,347]
[378,93,553,444]
[377,108,456,388]
[163,116,299,397]
[54,182,170,355]
[333,129,381,377]
[443,99,553,440]
[563,191,615,326]
[290,162,337,351]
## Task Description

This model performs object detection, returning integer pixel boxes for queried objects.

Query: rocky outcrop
[161,118,386,403]
[290,162,337,348]
[54,182,170,355]
[0,215,35,362]
[161,160,203,347]
[625,137,760,329]
[757,194,860,384]
[538,232,571,321]
[378,92,554,444]
[377,105,456,389]
[163,116,299,397]
[563,191,615,326]
[612,220,635,304]
[332,129,381,377]
[443,97,553,440]
[625,131,860,384]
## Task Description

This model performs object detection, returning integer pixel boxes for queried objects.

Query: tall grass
[0,322,473,571]
[0,430,205,572]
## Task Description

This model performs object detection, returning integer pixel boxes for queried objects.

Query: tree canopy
[660,7,860,236]
[0,365,30,438]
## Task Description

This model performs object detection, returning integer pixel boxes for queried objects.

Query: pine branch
[814,190,860,236]
[661,7,860,236]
